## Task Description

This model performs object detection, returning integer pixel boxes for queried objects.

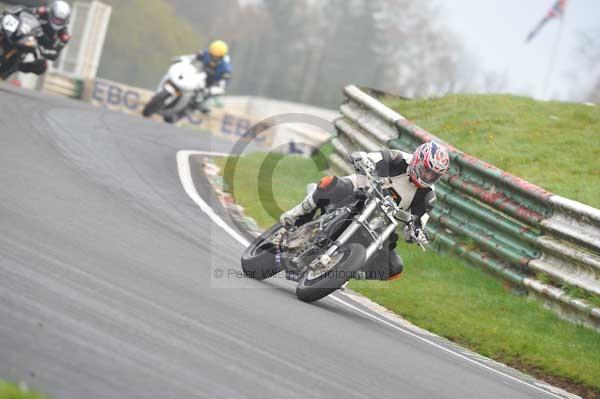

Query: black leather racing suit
[5,6,71,75]
[308,149,436,280]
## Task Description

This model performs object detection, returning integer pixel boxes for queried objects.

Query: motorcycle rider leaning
[178,40,232,115]
[280,142,450,280]
[10,1,72,75]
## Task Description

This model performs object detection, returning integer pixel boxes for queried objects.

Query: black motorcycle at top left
[0,8,43,80]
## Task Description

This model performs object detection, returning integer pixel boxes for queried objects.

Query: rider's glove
[207,86,225,96]
[348,152,375,175]
[402,224,413,243]
[403,224,429,246]
[415,228,430,246]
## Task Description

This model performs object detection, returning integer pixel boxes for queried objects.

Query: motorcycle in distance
[0,10,43,80]
[142,56,207,124]
[241,155,427,303]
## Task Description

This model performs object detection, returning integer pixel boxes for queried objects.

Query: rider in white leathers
[280,142,450,280]
[176,40,232,115]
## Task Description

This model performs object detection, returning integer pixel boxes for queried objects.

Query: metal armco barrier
[34,72,335,155]
[331,85,600,331]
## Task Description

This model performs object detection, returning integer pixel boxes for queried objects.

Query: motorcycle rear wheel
[241,223,285,281]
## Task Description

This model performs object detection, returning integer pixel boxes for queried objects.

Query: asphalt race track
[0,85,575,399]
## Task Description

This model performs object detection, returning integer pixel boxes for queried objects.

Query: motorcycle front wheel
[142,90,171,117]
[296,243,365,303]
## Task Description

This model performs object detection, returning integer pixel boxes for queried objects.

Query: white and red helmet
[408,142,450,188]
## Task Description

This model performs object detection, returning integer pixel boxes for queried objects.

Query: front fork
[319,199,398,267]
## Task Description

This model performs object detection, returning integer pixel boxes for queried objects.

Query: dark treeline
[168,0,472,107]
[97,0,200,89]
[88,0,477,107]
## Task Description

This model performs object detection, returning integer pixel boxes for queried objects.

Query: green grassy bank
[0,381,50,399]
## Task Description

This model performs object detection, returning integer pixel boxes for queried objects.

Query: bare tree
[166,0,474,106]
[578,30,600,103]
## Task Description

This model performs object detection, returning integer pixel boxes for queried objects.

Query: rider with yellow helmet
[191,40,232,114]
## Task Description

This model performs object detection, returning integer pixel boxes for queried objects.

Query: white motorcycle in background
[142,56,207,124]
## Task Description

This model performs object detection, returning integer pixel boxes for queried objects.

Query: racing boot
[361,230,404,280]
[280,192,317,228]
[361,249,404,280]
[388,250,404,281]
[387,232,404,280]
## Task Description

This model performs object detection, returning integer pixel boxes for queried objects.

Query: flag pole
[543,14,565,100]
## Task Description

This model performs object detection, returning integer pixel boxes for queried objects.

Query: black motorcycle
[0,10,43,80]
[241,156,426,303]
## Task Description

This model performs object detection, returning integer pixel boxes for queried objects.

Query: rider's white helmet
[48,1,71,31]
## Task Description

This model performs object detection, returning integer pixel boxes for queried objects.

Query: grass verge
[0,381,50,399]
[216,146,600,398]
[384,94,600,208]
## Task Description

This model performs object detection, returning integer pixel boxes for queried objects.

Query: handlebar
[361,167,396,209]
[408,222,427,251]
